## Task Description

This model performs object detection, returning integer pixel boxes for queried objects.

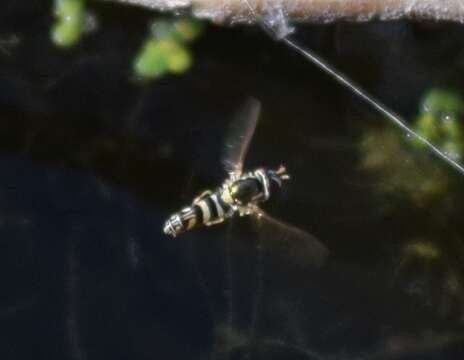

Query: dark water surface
[1,1,464,359]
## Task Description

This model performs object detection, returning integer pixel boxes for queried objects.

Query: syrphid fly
[163,98,329,267]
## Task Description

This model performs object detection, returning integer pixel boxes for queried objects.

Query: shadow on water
[1,1,464,359]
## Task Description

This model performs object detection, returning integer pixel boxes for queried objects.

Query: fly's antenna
[276,164,290,180]
[241,0,464,177]
[268,165,290,187]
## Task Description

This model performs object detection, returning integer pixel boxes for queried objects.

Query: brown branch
[106,0,464,25]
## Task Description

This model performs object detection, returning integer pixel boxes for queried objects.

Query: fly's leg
[237,205,253,217]
[244,203,261,217]
[205,217,227,226]
[193,190,213,205]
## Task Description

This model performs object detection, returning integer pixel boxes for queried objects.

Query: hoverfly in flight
[163,99,328,267]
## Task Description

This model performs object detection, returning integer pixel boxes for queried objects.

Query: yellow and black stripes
[194,190,233,226]
[163,167,289,237]
[179,206,198,230]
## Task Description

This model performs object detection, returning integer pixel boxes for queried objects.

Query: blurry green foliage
[51,0,85,48]
[403,241,441,261]
[421,89,464,117]
[412,89,464,160]
[393,238,464,320]
[174,19,204,42]
[360,127,450,207]
[49,3,203,82]
[360,90,464,320]
[133,18,204,80]
[360,88,464,207]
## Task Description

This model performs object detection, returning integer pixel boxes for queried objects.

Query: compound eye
[229,183,239,197]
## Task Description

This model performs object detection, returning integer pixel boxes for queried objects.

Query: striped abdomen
[163,189,234,237]
[193,190,234,227]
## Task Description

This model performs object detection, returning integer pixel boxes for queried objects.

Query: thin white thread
[282,38,464,176]
[242,0,464,177]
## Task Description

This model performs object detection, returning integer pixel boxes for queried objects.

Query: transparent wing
[250,205,329,268]
[222,98,261,177]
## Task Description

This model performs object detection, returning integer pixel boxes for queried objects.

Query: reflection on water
[1,2,464,359]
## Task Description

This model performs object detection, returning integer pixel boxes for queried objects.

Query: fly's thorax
[226,167,288,207]
[226,168,269,206]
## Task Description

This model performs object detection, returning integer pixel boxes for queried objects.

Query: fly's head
[267,165,290,187]
[254,165,290,201]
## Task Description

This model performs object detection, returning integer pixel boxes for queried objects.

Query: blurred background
[1,1,464,359]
